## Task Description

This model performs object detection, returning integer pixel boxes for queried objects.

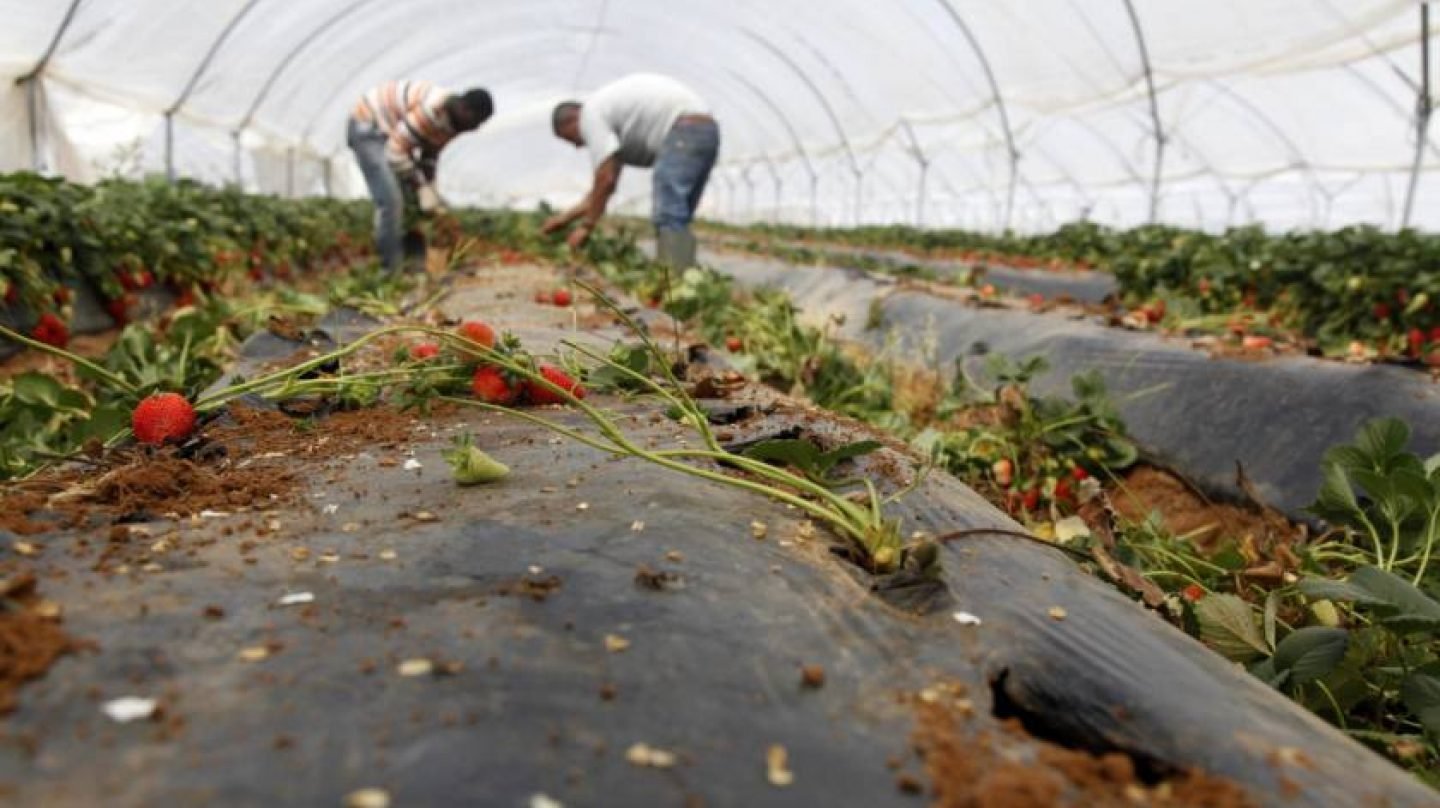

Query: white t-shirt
[580,74,710,170]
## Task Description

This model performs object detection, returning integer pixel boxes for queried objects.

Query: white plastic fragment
[766,744,795,787]
[199,510,230,519]
[397,658,434,677]
[102,697,157,723]
[529,794,564,808]
[630,520,645,532]
[1054,516,1091,544]
[278,592,315,606]
[403,458,423,471]
[625,742,677,768]
[604,634,631,653]
[343,788,391,808]
[952,611,983,626]
[323,503,340,515]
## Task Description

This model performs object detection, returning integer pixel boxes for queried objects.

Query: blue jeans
[347,118,403,270]
[652,118,719,233]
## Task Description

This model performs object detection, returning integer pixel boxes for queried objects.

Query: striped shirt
[352,80,457,182]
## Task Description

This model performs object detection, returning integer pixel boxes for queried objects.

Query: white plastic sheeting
[0,0,1437,232]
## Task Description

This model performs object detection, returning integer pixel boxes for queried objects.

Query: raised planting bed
[697,249,1440,520]
[702,233,1119,304]
[1,254,1434,805]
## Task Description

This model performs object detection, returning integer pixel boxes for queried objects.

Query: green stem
[0,324,139,397]
[1413,505,1440,585]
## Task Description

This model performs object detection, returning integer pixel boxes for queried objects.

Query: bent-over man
[542,73,719,268]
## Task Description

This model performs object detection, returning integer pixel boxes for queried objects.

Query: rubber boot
[655,227,697,270]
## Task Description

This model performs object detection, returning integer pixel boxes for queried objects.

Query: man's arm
[543,155,622,239]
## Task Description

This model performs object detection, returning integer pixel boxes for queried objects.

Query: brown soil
[0,402,427,536]
[1109,466,1295,555]
[0,571,78,715]
[208,403,423,458]
[0,331,122,384]
[910,689,1257,807]
[81,455,296,517]
[493,574,563,602]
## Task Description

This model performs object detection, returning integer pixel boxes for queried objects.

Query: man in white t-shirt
[541,74,720,268]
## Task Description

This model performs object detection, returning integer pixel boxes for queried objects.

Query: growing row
[717,221,1440,360]
[1,173,372,341]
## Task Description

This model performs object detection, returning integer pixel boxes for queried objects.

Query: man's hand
[566,223,593,251]
[416,184,442,214]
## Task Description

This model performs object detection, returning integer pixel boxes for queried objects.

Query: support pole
[25,80,41,172]
[1402,2,1433,229]
[323,157,333,198]
[742,165,757,223]
[809,173,820,226]
[853,168,864,225]
[1122,0,1164,223]
[286,147,296,198]
[900,121,931,227]
[231,130,243,188]
[14,0,83,174]
[164,113,176,183]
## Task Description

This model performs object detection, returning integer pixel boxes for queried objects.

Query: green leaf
[1301,566,1440,634]
[1306,463,1363,525]
[819,439,882,467]
[1400,673,1440,735]
[1271,627,1349,685]
[1299,577,1383,606]
[743,437,881,484]
[1356,417,1410,467]
[1194,594,1269,662]
[11,372,62,408]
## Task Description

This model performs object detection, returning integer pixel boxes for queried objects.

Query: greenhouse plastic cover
[2,0,1439,232]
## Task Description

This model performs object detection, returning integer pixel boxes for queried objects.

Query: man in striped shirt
[347,80,493,270]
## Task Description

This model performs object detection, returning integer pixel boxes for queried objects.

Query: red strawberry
[51,287,71,306]
[135,269,155,289]
[105,295,134,326]
[410,342,440,361]
[131,393,197,445]
[725,336,743,352]
[1430,326,1440,344]
[1053,479,1074,503]
[646,296,662,309]
[1181,583,1206,603]
[1020,488,1041,512]
[525,364,584,405]
[552,288,572,307]
[457,320,496,350]
[991,458,1014,488]
[31,313,69,348]
[1398,288,1411,305]
[533,290,551,304]
[1070,466,1090,481]
[1374,302,1392,320]
[174,286,197,308]
[471,366,518,405]
[1408,328,1425,358]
